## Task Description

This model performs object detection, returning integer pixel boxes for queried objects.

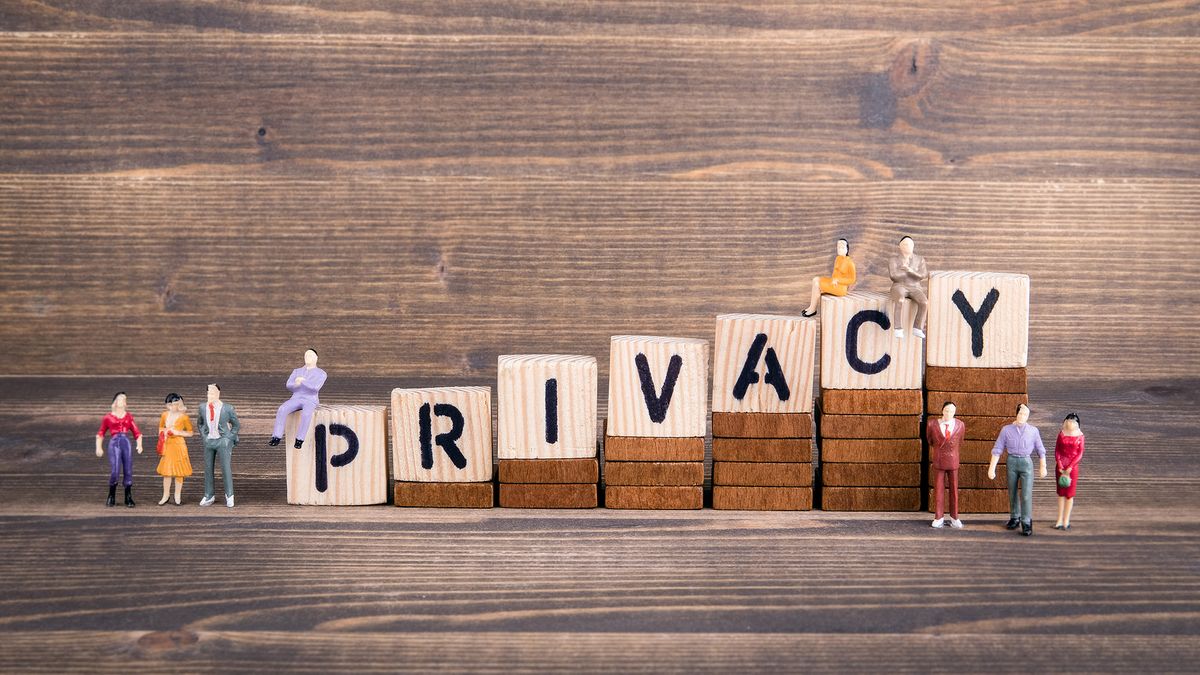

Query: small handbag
[1058,473,1072,488]
[156,430,166,456]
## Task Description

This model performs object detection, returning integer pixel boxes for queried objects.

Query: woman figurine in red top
[96,392,144,507]
[1054,412,1085,530]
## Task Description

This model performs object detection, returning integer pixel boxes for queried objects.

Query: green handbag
[1058,473,1072,488]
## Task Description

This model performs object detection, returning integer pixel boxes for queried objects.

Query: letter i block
[285,405,388,505]
[391,387,493,483]
[607,336,708,438]
[711,313,816,414]
[820,291,924,390]
[927,271,1030,368]
[497,354,597,459]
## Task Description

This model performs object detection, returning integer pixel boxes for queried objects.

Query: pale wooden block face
[711,313,816,413]
[285,405,388,505]
[497,354,598,459]
[927,271,1030,368]
[391,387,493,482]
[606,335,708,437]
[820,291,924,390]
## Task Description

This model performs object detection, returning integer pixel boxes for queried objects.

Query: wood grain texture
[711,413,813,439]
[819,438,923,464]
[820,388,923,415]
[393,480,494,508]
[710,313,816,414]
[817,412,921,439]
[391,386,493,482]
[959,439,1008,464]
[712,486,813,511]
[925,366,1028,394]
[497,354,597,459]
[604,485,703,510]
[602,435,705,462]
[711,438,813,463]
[607,336,708,438]
[821,487,922,511]
[284,404,388,506]
[820,292,924,390]
[498,483,597,509]
[603,461,704,487]
[498,459,598,485]
[712,462,813,488]
[954,415,1015,442]
[925,391,1030,417]
[927,272,1030,368]
[821,463,922,488]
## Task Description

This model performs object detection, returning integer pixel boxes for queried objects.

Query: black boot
[1021,521,1033,536]
[106,485,116,507]
[294,438,304,449]
[1005,518,1020,530]
[124,486,135,508]
[268,437,281,447]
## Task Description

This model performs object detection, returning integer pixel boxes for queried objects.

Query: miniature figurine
[888,235,929,339]
[269,348,327,449]
[96,391,144,507]
[988,402,1047,536]
[928,401,964,529]
[1054,412,1085,530]
[198,383,240,508]
[801,238,856,317]
[157,393,194,505]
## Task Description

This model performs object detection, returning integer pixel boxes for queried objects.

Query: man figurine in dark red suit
[928,401,965,529]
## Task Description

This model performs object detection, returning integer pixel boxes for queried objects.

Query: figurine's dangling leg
[293,400,318,449]
[159,477,171,506]
[270,397,304,446]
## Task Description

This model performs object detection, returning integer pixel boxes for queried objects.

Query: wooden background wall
[1,2,1198,381]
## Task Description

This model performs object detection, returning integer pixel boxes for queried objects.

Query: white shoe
[894,329,905,339]
[199,495,215,507]
[226,495,235,508]
[931,518,945,528]
[949,518,964,529]
[913,328,926,339]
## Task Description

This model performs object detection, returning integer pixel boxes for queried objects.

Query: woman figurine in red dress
[1054,412,1085,530]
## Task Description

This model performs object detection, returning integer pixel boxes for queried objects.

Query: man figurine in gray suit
[888,235,930,340]
[197,383,240,508]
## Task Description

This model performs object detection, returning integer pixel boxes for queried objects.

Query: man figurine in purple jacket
[268,348,328,450]
[988,402,1047,536]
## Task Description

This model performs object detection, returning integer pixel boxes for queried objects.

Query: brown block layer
[821,487,921,511]
[603,435,705,462]
[929,463,1007,489]
[821,462,921,487]
[498,458,598,484]
[819,388,923,415]
[712,412,812,438]
[957,416,1012,441]
[926,391,1030,418]
[394,481,493,508]
[958,439,1006,464]
[712,437,812,463]
[605,485,703,510]
[712,462,812,487]
[820,438,923,463]
[925,366,1028,394]
[927,488,1010,514]
[499,483,598,508]
[713,486,813,511]
[604,461,704,486]
[817,412,920,439]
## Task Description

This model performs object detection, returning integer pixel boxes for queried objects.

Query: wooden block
[820,388,923,415]
[819,438,922,464]
[607,335,708,437]
[927,271,1030,368]
[391,386,492,483]
[712,437,812,463]
[929,463,1006,489]
[603,461,704,486]
[927,488,1010,514]
[958,439,1006,464]
[393,481,493,508]
[498,459,598,485]
[956,415,1012,441]
[821,462,921,487]
[603,434,705,462]
[604,485,703,510]
[712,462,812,487]
[711,313,816,414]
[497,354,597,459]
[925,365,1028,394]
[819,291,924,390]
[285,405,388,506]
[925,391,1030,418]
[711,412,812,438]
[499,483,597,509]
[817,412,920,439]
[713,486,812,511]
[821,487,921,511]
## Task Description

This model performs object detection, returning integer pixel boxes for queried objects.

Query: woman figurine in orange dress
[157,393,194,505]
[1054,412,1085,530]
[801,238,856,317]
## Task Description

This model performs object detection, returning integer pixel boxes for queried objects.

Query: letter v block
[391,387,493,482]
[498,354,597,459]
[285,405,388,505]
[927,271,1030,368]
[607,335,708,437]
[820,291,924,390]
[711,313,816,414]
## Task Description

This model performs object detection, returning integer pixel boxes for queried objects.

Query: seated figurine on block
[802,238,856,318]
[888,236,929,340]
[269,348,327,450]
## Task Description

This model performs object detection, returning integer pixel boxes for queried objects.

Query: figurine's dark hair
[112,391,126,402]
[165,392,183,404]
[1064,412,1080,425]
[942,401,955,411]
[838,238,850,254]
[208,383,221,392]
[306,348,319,357]
[1016,402,1030,414]
[899,235,914,244]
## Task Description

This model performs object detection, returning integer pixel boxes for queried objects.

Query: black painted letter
[846,310,891,375]
[951,288,1000,358]
[544,378,559,444]
[635,353,683,424]
[315,423,361,493]
[732,333,791,401]
[420,402,468,470]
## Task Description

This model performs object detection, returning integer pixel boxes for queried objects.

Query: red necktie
[209,403,215,422]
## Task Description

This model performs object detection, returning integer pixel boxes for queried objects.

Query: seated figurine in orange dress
[156,393,195,506]
[801,238,856,317]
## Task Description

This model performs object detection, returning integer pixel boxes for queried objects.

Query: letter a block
[285,405,388,506]
[820,291,924,390]
[927,271,1030,368]
[711,313,816,414]
[606,335,708,438]
[391,387,493,483]
[497,354,598,459]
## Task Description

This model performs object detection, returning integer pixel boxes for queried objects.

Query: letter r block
[711,313,816,414]
[497,354,597,459]
[607,335,708,438]
[927,271,1030,368]
[820,291,924,390]
[391,387,492,482]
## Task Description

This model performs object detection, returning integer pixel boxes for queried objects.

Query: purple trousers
[272,393,319,441]
[108,434,133,487]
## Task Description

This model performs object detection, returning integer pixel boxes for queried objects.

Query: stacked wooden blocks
[710,314,816,510]
[925,271,1031,513]
[285,405,389,505]
[391,386,494,508]
[496,354,599,508]
[818,291,924,511]
[603,335,707,509]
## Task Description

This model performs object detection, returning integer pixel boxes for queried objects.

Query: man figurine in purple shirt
[268,348,328,450]
[988,402,1047,536]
